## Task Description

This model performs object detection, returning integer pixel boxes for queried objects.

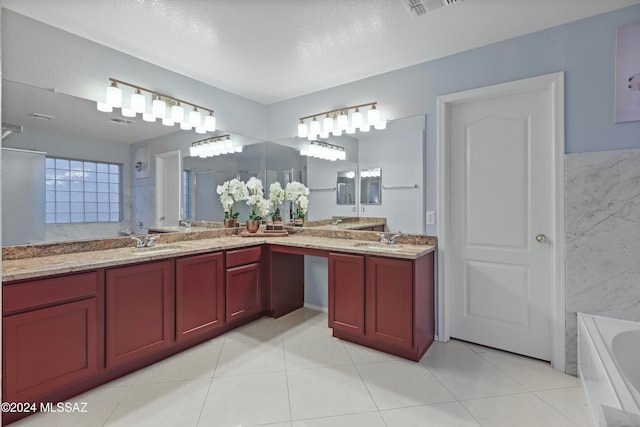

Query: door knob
[535,234,547,243]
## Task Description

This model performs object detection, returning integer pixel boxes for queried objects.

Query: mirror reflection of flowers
[285,181,309,219]
[268,182,285,220]
[216,178,248,220]
[246,177,270,221]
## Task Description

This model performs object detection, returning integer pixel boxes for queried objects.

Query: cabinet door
[366,257,413,349]
[226,263,261,322]
[328,253,365,335]
[3,298,98,403]
[106,260,174,369]
[176,252,225,342]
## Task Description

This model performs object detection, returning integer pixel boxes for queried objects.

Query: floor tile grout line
[100,384,133,427]
[193,338,225,427]
[281,330,295,425]
[530,389,586,427]
[476,349,579,394]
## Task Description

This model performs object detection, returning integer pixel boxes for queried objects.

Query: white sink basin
[129,244,187,255]
[352,242,403,252]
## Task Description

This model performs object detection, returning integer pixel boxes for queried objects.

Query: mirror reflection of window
[360,168,382,205]
[336,170,356,205]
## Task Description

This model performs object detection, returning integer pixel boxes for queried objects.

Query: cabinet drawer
[226,246,262,268]
[3,271,98,315]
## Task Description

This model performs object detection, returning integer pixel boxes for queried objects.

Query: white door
[155,150,182,227]
[441,74,564,361]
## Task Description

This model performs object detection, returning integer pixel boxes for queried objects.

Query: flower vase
[294,217,304,227]
[246,219,260,233]
[224,218,237,228]
[268,216,283,231]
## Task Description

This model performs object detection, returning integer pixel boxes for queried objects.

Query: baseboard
[303,303,328,313]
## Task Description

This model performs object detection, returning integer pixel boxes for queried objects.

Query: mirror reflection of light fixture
[299,140,346,161]
[189,134,242,158]
[97,77,216,134]
[297,102,386,139]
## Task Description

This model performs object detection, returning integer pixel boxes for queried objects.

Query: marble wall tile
[565,149,640,374]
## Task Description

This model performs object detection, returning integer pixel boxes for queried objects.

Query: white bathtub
[578,313,640,426]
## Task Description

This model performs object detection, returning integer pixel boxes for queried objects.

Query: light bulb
[204,113,216,132]
[190,145,200,157]
[234,145,243,153]
[97,102,112,112]
[309,117,320,135]
[189,108,201,127]
[307,133,317,141]
[298,121,308,138]
[374,121,387,130]
[106,82,122,108]
[131,89,146,114]
[195,126,206,134]
[323,115,334,134]
[337,111,348,130]
[351,108,363,128]
[171,103,184,123]
[367,105,379,125]
[121,108,136,117]
[152,96,166,118]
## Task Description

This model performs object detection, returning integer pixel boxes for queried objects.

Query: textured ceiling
[1,0,639,104]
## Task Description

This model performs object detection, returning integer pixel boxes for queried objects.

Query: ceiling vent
[30,113,55,120]
[401,0,463,17]
[108,117,135,125]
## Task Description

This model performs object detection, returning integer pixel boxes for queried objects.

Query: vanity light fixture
[189,134,243,158]
[299,140,346,162]
[297,102,386,139]
[97,78,216,134]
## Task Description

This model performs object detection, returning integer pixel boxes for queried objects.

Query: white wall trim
[436,72,566,371]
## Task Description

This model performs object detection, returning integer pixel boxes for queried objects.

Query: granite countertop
[2,233,435,283]
[303,220,387,231]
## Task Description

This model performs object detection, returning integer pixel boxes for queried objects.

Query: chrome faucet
[378,233,390,244]
[331,218,342,226]
[389,234,401,245]
[131,235,158,248]
[180,220,192,231]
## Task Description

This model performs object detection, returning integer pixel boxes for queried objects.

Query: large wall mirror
[3,75,427,239]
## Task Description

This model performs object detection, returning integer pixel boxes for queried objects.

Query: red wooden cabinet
[3,298,98,404]
[328,253,365,335]
[225,246,263,323]
[2,271,99,408]
[176,252,225,342]
[105,260,174,369]
[226,262,261,322]
[330,252,435,361]
[366,256,414,349]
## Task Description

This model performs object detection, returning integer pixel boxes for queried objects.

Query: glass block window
[45,157,122,224]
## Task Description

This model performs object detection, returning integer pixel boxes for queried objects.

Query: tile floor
[13,308,590,427]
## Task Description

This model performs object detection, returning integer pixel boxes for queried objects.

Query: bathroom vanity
[2,229,435,424]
